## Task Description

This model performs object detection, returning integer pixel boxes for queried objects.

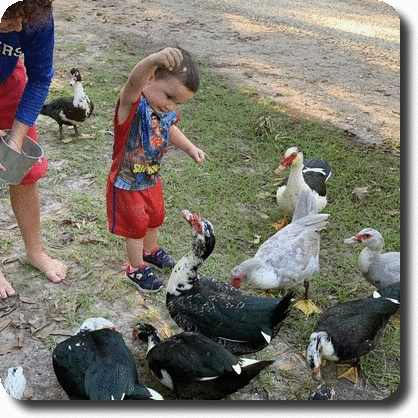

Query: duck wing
[366,252,400,288]
[149,332,238,379]
[167,281,292,344]
[302,157,332,196]
[255,214,328,286]
[147,332,273,399]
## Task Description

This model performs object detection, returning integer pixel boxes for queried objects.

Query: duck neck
[166,251,202,296]
[147,331,162,353]
[358,247,379,274]
[73,81,87,105]
[288,160,306,189]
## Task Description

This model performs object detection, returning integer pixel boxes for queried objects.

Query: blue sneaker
[125,264,163,293]
[143,247,176,270]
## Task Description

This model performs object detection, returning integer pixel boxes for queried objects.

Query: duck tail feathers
[292,190,319,219]
[229,359,274,390]
[293,211,329,230]
[127,385,164,400]
[272,290,294,328]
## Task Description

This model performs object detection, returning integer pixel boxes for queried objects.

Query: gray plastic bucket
[0,130,44,185]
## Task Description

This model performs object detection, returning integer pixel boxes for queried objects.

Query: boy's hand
[187,145,205,164]
[151,48,183,71]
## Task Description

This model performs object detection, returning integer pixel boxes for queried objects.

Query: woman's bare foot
[27,252,67,283]
[0,271,16,299]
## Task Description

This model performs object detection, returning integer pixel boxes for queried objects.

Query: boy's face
[143,75,195,115]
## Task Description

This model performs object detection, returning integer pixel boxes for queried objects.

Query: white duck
[343,228,400,288]
[275,147,331,217]
[229,190,329,315]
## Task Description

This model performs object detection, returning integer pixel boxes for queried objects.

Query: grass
[0,46,400,399]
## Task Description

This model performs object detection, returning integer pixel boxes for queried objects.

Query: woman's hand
[0,128,24,172]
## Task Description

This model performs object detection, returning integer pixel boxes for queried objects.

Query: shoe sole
[125,276,163,293]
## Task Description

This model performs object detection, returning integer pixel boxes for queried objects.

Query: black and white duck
[133,323,274,400]
[229,190,328,315]
[166,209,294,355]
[306,283,400,383]
[52,317,163,400]
[41,68,94,141]
[275,147,331,225]
[344,228,400,288]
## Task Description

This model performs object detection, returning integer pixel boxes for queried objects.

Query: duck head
[275,147,303,174]
[343,228,385,252]
[69,68,82,86]
[229,258,277,290]
[306,331,337,381]
[75,317,115,334]
[181,209,215,261]
[132,323,161,352]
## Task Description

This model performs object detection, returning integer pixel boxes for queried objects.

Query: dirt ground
[1,0,400,402]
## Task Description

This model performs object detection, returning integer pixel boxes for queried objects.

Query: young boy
[106,47,204,292]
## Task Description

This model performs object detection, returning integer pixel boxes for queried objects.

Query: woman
[0,1,67,299]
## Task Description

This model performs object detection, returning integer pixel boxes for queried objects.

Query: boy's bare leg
[9,183,67,282]
[126,237,145,268]
[143,227,159,254]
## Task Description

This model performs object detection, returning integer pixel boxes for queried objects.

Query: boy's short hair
[155,47,200,93]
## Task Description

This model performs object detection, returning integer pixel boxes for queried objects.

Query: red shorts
[106,177,166,239]
[0,61,48,185]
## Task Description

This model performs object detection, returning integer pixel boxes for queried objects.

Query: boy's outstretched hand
[151,47,183,71]
[187,145,206,164]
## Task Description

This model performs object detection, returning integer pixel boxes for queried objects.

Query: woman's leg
[9,182,67,282]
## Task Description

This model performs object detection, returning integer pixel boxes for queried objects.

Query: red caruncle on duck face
[281,152,298,168]
[230,275,243,289]
[181,209,204,235]
[356,233,372,242]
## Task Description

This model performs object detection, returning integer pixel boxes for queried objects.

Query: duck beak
[181,209,204,234]
[181,209,193,222]
[312,368,322,381]
[132,327,138,340]
[275,164,286,175]
[343,235,360,244]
